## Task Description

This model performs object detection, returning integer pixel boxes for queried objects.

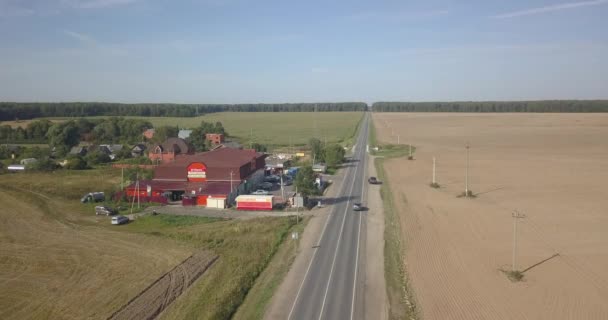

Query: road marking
[351,120,369,320]
[318,122,366,320]
[287,140,360,320]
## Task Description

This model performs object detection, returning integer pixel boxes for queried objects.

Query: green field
[49,112,363,147]
[136,112,363,147]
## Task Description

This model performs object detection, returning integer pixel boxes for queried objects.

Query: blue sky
[1,0,607,103]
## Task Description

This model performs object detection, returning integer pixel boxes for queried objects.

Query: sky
[0,0,607,103]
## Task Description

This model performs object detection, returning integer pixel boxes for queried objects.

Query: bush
[27,158,58,172]
[84,150,111,166]
[65,156,89,170]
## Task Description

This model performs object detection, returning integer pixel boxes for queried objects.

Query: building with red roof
[125,147,266,207]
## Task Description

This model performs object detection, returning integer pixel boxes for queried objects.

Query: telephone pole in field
[465,142,470,197]
[512,211,526,271]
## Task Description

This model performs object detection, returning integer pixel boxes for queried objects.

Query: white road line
[351,121,368,320]
[318,122,366,320]
[287,141,358,320]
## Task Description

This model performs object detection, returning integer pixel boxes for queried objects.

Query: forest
[372,100,608,112]
[0,102,367,120]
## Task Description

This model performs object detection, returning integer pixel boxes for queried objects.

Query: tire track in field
[108,251,218,320]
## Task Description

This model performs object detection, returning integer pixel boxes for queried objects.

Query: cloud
[62,0,141,9]
[345,10,449,22]
[63,30,97,45]
[492,0,608,19]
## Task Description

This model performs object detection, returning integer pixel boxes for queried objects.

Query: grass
[232,216,310,320]
[0,169,299,319]
[457,190,477,198]
[51,112,364,148]
[370,120,418,320]
[501,269,525,282]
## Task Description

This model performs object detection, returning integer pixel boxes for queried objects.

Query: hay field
[0,185,192,320]
[374,113,608,320]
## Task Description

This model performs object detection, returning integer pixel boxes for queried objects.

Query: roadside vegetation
[369,120,418,320]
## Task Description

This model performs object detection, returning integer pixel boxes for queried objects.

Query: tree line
[0,102,367,120]
[372,100,608,113]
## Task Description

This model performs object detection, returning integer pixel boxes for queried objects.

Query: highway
[288,112,370,320]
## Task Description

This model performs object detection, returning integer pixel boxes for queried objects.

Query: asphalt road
[288,112,370,320]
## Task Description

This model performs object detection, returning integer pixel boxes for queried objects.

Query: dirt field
[0,186,192,320]
[110,251,218,320]
[374,113,608,320]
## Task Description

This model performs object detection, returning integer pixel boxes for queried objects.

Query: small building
[99,144,123,160]
[7,164,25,172]
[131,144,146,157]
[205,133,225,145]
[20,158,38,165]
[143,128,155,140]
[235,195,273,210]
[312,163,327,173]
[148,137,193,164]
[178,129,193,140]
[69,146,88,156]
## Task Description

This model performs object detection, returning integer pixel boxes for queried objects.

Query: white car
[111,215,129,225]
[251,189,270,195]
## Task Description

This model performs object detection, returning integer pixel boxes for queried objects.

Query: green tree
[84,150,111,166]
[323,144,345,167]
[188,121,227,152]
[65,156,88,170]
[309,138,323,163]
[152,125,179,143]
[27,158,58,172]
[294,166,318,196]
[46,121,80,156]
[251,143,267,152]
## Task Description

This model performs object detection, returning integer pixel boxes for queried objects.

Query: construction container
[207,196,226,209]
[235,195,273,211]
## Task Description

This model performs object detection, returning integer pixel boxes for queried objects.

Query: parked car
[264,175,280,183]
[260,182,274,190]
[353,202,363,211]
[251,189,270,195]
[81,192,105,203]
[111,215,129,225]
[95,205,116,216]
[368,177,379,184]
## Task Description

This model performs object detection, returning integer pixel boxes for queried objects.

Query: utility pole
[432,157,436,185]
[230,171,234,193]
[465,142,470,197]
[408,144,412,158]
[121,166,124,189]
[280,174,285,201]
[512,211,526,271]
[397,135,400,144]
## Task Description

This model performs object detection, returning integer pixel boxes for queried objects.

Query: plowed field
[374,113,608,320]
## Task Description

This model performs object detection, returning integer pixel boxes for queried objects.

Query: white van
[111,215,129,225]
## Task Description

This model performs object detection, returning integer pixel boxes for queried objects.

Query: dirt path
[108,252,218,320]
[364,155,389,320]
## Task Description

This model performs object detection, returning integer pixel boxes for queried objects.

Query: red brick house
[148,137,193,164]
[205,133,225,145]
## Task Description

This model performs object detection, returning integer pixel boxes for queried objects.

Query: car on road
[111,215,129,225]
[251,189,270,195]
[264,175,280,183]
[353,202,363,211]
[95,205,116,216]
[368,176,379,184]
[260,182,274,190]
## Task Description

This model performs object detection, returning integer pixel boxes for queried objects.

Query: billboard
[187,162,207,182]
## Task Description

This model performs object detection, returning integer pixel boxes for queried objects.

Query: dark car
[95,205,117,216]
[368,177,379,184]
